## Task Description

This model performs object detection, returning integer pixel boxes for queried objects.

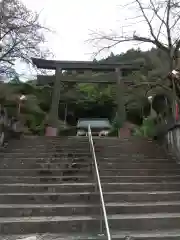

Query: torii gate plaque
[32,58,142,136]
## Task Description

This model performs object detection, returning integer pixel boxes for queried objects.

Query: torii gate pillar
[46,66,62,136]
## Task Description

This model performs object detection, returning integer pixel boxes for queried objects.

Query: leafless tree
[0,0,51,77]
[89,0,180,70]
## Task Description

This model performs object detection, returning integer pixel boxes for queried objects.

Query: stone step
[0,157,172,164]
[0,152,92,157]
[98,162,178,169]
[95,141,161,146]
[95,144,165,152]
[2,162,177,171]
[96,147,163,151]
[0,215,99,234]
[95,143,163,148]
[0,176,92,183]
[0,204,97,217]
[99,168,180,175]
[94,141,160,145]
[95,145,163,150]
[1,175,180,184]
[1,213,180,234]
[98,156,173,162]
[2,168,180,176]
[101,182,180,192]
[8,145,90,150]
[98,154,168,159]
[1,162,178,169]
[2,136,179,238]
[1,152,169,161]
[0,157,92,162]
[97,148,165,153]
[6,146,90,150]
[22,136,88,139]
[1,201,180,217]
[9,143,163,150]
[0,183,95,193]
[8,143,90,148]
[1,191,180,204]
[96,154,166,159]
[11,139,89,145]
[0,192,96,204]
[0,162,91,169]
[100,175,180,183]
[94,137,155,142]
[3,149,90,153]
[0,234,106,240]
[2,182,180,193]
[2,230,180,240]
[0,169,92,176]
[111,230,180,240]
[21,136,88,140]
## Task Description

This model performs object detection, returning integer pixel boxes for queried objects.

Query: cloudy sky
[17,0,152,76]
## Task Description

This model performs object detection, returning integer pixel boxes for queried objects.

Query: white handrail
[88,125,111,240]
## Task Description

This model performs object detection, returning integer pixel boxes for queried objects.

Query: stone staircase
[0,136,180,239]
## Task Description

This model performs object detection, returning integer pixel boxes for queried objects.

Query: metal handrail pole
[90,142,98,193]
[100,206,103,233]
[88,125,111,240]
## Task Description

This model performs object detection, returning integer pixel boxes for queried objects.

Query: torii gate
[32,58,142,136]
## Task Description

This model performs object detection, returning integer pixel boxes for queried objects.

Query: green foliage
[133,118,156,138]
[0,47,175,135]
[0,80,48,134]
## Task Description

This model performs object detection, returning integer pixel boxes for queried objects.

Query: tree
[0,0,50,77]
[89,0,180,71]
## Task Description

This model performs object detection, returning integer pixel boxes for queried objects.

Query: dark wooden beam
[32,58,143,72]
[37,75,54,85]
[37,72,118,85]
[116,68,126,129]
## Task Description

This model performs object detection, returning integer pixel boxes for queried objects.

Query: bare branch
[0,0,52,78]
[166,0,172,52]
[148,0,168,39]
[135,0,157,41]
[88,0,180,69]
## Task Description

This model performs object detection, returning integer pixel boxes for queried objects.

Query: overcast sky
[17,0,152,76]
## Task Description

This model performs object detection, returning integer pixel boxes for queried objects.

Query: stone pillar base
[45,126,58,136]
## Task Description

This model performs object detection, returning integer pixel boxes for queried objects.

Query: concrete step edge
[0,176,90,179]
[0,168,90,171]
[2,230,180,240]
[1,168,180,171]
[0,234,104,240]
[2,182,180,186]
[111,229,180,238]
[1,213,180,223]
[1,174,180,179]
[1,190,180,196]
[2,175,180,179]
[1,201,180,208]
